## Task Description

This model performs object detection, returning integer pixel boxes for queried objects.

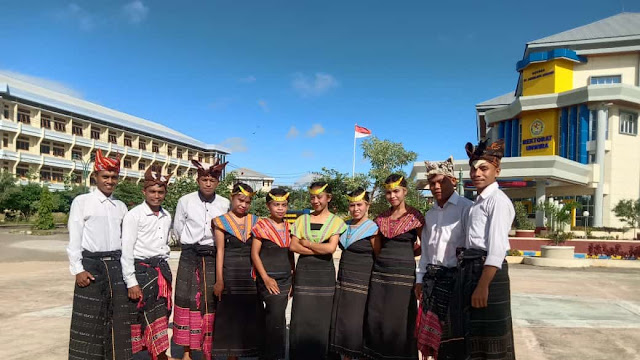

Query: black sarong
[459,248,515,360]
[69,250,135,360]
[289,248,336,360]
[363,231,418,360]
[173,244,216,360]
[256,240,292,360]
[131,257,172,358]
[330,237,374,358]
[212,234,264,357]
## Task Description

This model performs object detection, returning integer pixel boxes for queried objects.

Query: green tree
[514,201,535,230]
[250,191,271,217]
[313,167,370,215]
[613,198,640,239]
[113,181,144,209]
[217,172,237,199]
[164,177,199,215]
[2,183,43,219]
[34,187,55,230]
[56,185,90,213]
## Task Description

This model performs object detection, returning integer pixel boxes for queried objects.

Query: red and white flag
[355,124,372,138]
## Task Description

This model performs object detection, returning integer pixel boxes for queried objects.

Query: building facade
[231,167,275,193]
[0,73,229,190]
[413,13,640,228]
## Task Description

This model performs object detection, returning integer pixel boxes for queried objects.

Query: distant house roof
[0,73,229,154]
[476,92,515,110]
[528,12,640,46]
[231,167,275,181]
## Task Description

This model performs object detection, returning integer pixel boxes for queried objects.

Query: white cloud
[220,137,248,153]
[122,0,149,24]
[293,173,319,188]
[257,99,269,113]
[0,70,83,98]
[58,3,95,30]
[301,150,314,159]
[239,75,256,83]
[286,126,299,139]
[209,97,234,110]
[306,123,325,137]
[291,72,339,97]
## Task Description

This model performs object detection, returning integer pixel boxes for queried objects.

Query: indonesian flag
[355,124,372,138]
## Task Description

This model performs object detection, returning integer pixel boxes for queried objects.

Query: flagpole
[352,124,357,178]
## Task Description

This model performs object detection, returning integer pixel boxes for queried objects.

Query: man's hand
[128,285,142,301]
[264,276,280,295]
[75,271,95,287]
[213,281,224,301]
[414,283,423,301]
[471,284,489,308]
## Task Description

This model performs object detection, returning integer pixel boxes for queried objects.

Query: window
[53,143,65,157]
[124,135,132,147]
[72,123,83,136]
[40,115,51,129]
[17,109,30,124]
[588,153,596,164]
[139,139,147,151]
[54,118,66,132]
[17,137,29,150]
[2,133,8,147]
[205,155,210,163]
[72,149,83,160]
[198,155,203,162]
[91,127,101,140]
[3,105,8,119]
[16,165,29,178]
[589,110,609,141]
[40,168,52,181]
[177,149,183,159]
[152,142,159,153]
[590,75,621,85]
[619,112,638,136]
[138,161,146,170]
[40,141,51,154]
[167,146,173,156]
[177,169,183,177]
[108,132,117,144]
[124,158,132,169]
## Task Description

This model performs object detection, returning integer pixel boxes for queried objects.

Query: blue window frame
[590,75,621,85]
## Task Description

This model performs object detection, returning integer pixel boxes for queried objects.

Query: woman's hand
[213,281,224,301]
[264,276,280,295]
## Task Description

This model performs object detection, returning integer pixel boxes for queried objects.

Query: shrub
[34,187,55,230]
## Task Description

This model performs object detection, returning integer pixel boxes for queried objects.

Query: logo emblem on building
[530,119,545,136]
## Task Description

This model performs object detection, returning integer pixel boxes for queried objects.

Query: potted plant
[514,202,536,237]
[538,200,579,259]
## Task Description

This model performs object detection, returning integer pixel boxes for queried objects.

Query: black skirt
[69,250,135,360]
[212,234,264,357]
[289,247,336,360]
[330,237,374,358]
[364,231,418,360]
[256,240,293,360]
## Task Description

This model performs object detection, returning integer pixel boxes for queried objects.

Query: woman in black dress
[212,183,262,359]
[251,188,296,360]
[289,181,347,360]
[330,188,378,360]
[363,174,425,360]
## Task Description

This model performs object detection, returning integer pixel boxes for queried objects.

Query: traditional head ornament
[465,139,504,169]
[424,156,455,178]
[309,183,328,195]
[384,176,404,190]
[143,165,172,189]
[232,184,256,197]
[191,158,228,179]
[347,190,367,203]
[268,192,290,202]
[93,149,120,173]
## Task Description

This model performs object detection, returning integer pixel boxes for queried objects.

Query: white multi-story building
[231,167,275,193]
[0,73,230,189]
[413,13,640,229]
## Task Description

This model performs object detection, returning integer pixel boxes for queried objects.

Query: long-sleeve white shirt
[466,181,515,269]
[121,202,172,288]
[416,192,473,283]
[66,189,128,275]
[173,191,230,246]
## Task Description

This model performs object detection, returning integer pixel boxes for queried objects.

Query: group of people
[66,138,516,360]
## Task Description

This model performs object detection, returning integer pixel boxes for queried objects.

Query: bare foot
[182,347,192,360]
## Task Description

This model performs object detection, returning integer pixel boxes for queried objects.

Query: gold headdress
[309,183,328,195]
[346,190,367,202]
[233,184,256,197]
[268,192,290,202]
[384,176,404,190]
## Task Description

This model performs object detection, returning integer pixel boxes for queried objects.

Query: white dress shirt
[121,202,172,288]
[416,192,473,283]
[466,181,515,269]
[173,191,230,246]
[66,189,128,275]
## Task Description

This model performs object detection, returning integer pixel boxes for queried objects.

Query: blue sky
[2,1,638,184]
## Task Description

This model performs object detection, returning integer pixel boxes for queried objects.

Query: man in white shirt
[67,149,134,360]
[121,166,174,360]
[460,139,516,360]
[172,159,230,360]
[415,157,472,360]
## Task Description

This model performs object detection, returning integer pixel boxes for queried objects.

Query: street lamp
[583,210,590,238]
[74,156,92,191]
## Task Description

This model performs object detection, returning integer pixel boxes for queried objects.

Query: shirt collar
[92,189,115,204]
[477,181,499,201]
[142,201,168,218]
[198,191,216,203]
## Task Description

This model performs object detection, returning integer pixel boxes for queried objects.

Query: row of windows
[590,75,621,85]
[12,163,188,181]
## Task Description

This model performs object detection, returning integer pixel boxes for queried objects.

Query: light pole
[583,210,590,239]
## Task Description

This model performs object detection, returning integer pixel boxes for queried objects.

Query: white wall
[573,52,640,88]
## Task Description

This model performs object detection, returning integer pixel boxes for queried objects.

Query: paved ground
[1,231,640,360]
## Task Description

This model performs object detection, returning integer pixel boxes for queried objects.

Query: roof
[231,167,275,181]
[0,73,229,154]
[476,91,515,109]
[529,12,640,45]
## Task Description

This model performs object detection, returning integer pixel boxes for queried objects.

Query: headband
[233,185,256,197]
[384,176,404,190]
[268,192,290,202]
[309,183,329,195]
[347,190,367,202]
